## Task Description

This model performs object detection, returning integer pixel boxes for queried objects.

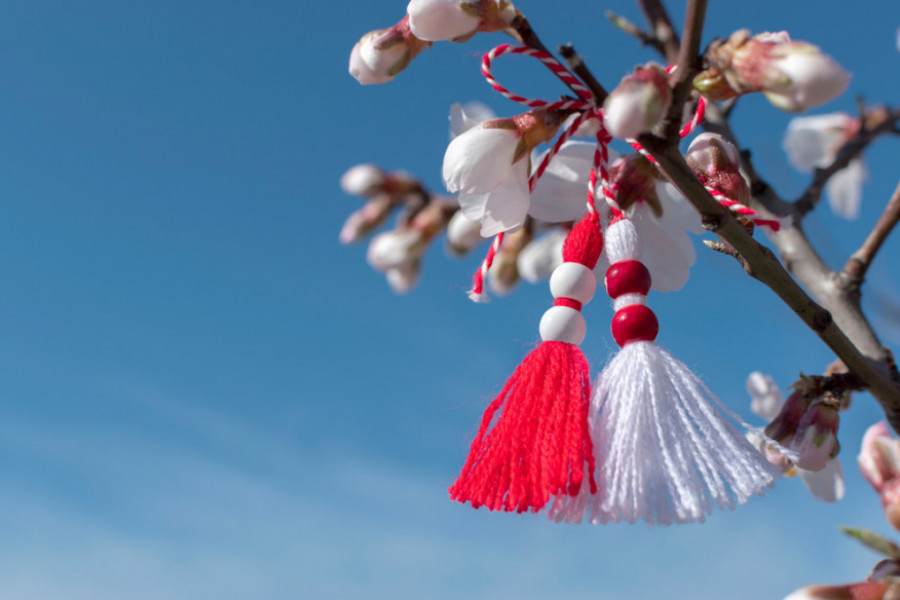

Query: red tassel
[450,215,602,512]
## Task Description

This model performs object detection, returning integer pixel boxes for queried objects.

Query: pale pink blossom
[443,108,562,236]
[602,63,671,139]
[407,0,515,42]
[517,228,567,283]
[859,421,900,530]
[704,30,850,112]
[445,210,483,255]
[783,113,865,219]
[746,372,844,502]
[340,164,386,197]
[783,581,890,600]
[685,133,750,206]
[385,258,421,294]
[349,17,429,85]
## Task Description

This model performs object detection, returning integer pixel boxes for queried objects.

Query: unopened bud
[784,581,891,600]
[609,154,663,216]
[487,225,531,296]
[790,399,840,471]
[385,258,421,294]
[407,0,516,42]
[685,133,749,205]
[367,229,424,271]
[517,228,566,283]
[603,63,671,139]
[341,164,387,197]
[446,210,484,255]
[860,422,900,530]
[705,30,850,112]
[339,195,395,244]
[349,16,430,85]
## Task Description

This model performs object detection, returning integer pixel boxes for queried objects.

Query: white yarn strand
[551,343,780,526]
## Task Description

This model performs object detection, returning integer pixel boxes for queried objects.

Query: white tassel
[551,216,779,526]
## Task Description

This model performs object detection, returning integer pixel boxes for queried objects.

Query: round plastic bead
[539,306,587,345]
[611,304,659,347]
[549,263,596,304]
[605,260,651,298]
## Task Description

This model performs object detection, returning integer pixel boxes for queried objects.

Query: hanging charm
[450,214,603,512]
[552,214,780,525]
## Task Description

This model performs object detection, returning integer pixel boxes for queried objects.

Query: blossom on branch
[349,16,430,85]
[407,0,516,42]
[442,107,563,236]
[602,63,671,139]
[698,30,850,112]
[859,421,900,530]
[746,372,845,503]
[783,113,865,219]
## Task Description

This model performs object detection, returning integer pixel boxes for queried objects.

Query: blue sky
[0,1,898,598]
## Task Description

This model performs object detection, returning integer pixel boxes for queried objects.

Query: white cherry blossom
[783,113,865,219]
[745,371,844,502]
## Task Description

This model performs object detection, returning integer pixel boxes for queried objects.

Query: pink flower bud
[407,0,516,42]
[859,422,900,530]
[349,16,429,85]
[705,30,850,112]
[340,164,387,197]
[486,226,531,295]
[608,153,663,216]
[446,210,483,255]
[517,228,566,283]
[603,63,671,139]
[367,229,424,271]
[784,581,890,600]
[685,133,749,206]
[339,195,395,244]
[385,258,421,294]
[789,400,840,471]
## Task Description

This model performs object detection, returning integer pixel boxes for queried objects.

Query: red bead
[605,260,651,298]
[611,305,659,346]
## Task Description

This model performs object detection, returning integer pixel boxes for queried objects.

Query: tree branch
[700,103,900,432]
[557,44,608,103]
[839,178,900,292]
[663,0,707,141]
[605,11,666,56]
[794,107,900,218]
[636,0,680,64]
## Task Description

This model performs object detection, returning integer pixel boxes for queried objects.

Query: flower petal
[443,127,517,193]
[479,162,530,236]
[798,459,845,503]
[826,157,865,220]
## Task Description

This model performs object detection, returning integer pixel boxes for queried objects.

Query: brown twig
[605,11,666,56]
[839,178,900,291]
[557,43,608,103]
[636,0,680,64]
[662,0,708,141]
[794,107,900,218]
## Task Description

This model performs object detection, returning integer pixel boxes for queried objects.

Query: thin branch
[605,11,666,56]
[839,178,900,291]
[557,43,608,103]
[794,107,900,218]
[663,0,708,141]
[636,0,680,63]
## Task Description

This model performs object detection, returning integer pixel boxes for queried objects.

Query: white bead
[605,219,641,263]
[549,263,596,303]
[539,306,586,345]
[613,293,647,312]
